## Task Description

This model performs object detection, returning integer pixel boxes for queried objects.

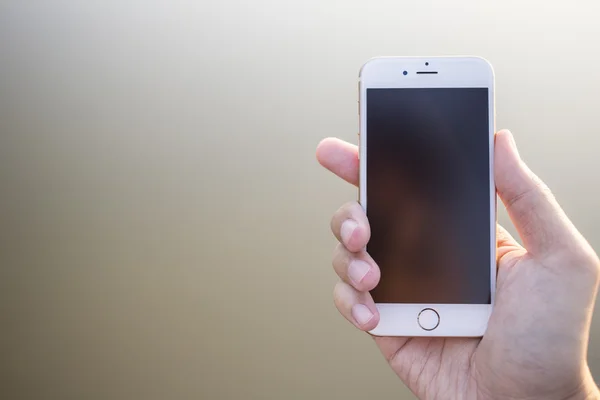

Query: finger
[494,129,578,256]
[316,138,359,186]
[496,224,524,265]
[332,243,381,292]
[496,224,522,250]
[331,201,370,253]
[333,281,379,331]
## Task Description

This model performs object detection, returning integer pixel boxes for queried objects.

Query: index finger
[316,138,359,186]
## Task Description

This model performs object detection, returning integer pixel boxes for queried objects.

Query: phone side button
[417,308,440,331]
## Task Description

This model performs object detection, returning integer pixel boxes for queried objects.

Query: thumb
[494,129,577,256]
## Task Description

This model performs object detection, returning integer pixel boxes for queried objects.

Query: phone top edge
[359,56,494,81]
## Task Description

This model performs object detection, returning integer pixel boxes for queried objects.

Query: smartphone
[359,56,496,337]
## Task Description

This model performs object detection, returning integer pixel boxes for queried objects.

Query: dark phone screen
[366,88,491,304]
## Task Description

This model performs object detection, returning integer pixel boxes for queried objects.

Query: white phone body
[359,56,496,337]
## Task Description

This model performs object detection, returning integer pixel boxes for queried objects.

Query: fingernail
[341,220,358,246]
[348,260,371,285]
[352,304,374,326]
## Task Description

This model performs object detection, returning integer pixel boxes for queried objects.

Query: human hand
[316,130,600,400]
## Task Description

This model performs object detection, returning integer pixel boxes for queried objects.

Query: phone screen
[366,88,491,304]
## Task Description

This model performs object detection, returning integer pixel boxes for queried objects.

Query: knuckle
[333,282,346,309]
[329,212,337,233]
[339,201,357,214]
[506,173,554,214]
[342,201,362,218]
[530,173,557,204]
[363,221,371,243]
[344,200,360,209]
[332,243,348,269]
[538,181,553,198]
[331,202,358,232]
[331,202,367,244]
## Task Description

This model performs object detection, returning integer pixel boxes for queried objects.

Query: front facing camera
[403,70,408,76]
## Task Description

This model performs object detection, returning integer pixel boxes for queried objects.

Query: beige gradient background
[1,1,600,399]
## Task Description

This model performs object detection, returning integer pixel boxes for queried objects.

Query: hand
[316,130,600,400]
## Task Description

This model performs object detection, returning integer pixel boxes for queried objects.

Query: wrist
[563,374,600,400]
[566,387,599,400]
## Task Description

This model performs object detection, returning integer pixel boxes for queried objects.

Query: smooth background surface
[1,1,599,399]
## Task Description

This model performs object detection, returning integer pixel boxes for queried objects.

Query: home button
[417,308,440,331]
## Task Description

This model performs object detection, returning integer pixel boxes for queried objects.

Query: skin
[316,129,600,400]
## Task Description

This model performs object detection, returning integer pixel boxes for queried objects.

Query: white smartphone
[359,56,496,337]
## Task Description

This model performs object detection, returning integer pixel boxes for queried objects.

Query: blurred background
[1,1,599,399]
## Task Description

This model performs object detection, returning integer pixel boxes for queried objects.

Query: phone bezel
[359,56,496,337]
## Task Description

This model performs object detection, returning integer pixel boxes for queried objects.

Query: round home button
[417,308,440,331]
